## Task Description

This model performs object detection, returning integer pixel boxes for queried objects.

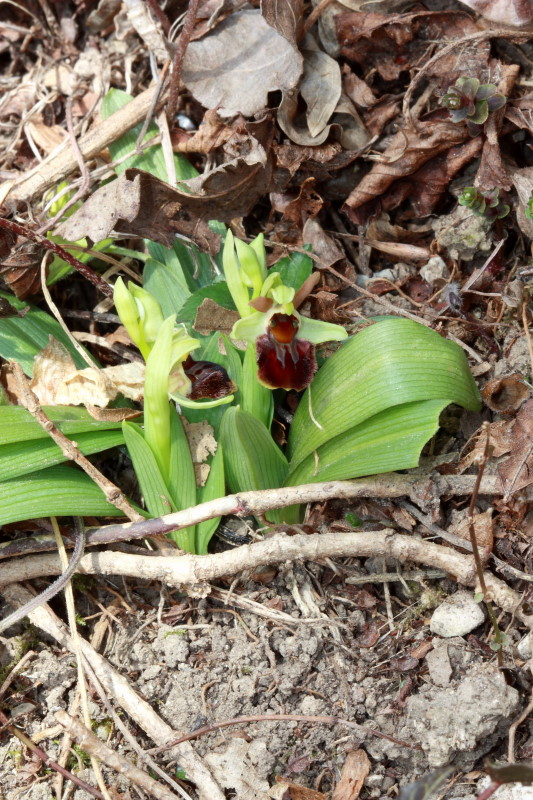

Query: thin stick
[149,713,419,755]
[468,423,504,666]
[507,689,533,763]
[11,361,142,521]
[0,218,112,297]
[166,0,200,124]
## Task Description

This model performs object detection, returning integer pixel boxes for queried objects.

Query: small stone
[517,633,532,660]
[430,591,485,638]
[420,256,450,284]
[477,778,533,800]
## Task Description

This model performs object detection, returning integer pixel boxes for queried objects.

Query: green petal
[231,312,266,343]
[298,316,348,345]
[223,230,252,318]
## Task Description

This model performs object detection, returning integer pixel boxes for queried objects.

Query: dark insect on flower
[256,313,317,391]
[182,355,236,400]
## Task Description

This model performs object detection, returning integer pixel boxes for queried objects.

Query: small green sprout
[458,186,510,220]
[525,192,533,220]
[441,77,505,133]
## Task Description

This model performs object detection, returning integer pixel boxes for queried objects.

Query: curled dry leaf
[482,373,530,414]
[0,239,45,299]
[182,9,303,117]
[193,298,240,336]
[509,166,533,239]
[343,121,468,222]
[497,398,533,496]
[30,337,145,407]
[456,0,533,27]
[336,10,488,84]
[56,117,274,250]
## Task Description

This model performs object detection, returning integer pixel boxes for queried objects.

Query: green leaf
[0,429,124,481]
[101,89,197,182]
[0,465,125,524]
[288,318,481,469]
[0,405,125,445]
[241,344,273,429]
[287,400,450,485]
[0,294,91,376]
[196,444,225,554]
[167,411,197,551]
[143,258,192,319]
[220,407,288,521]
[177,282,236,324]
[276,247,313,290]
[122,421,174,517]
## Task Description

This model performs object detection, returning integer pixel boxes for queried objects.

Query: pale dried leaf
[261,0,303,46]
[456,0,533,27]
[182,9,303,117]
[205,738,271,799]
[26,121,68,155]
[332,749,371,800]
[193,298,240,336]
[449,509,494,553]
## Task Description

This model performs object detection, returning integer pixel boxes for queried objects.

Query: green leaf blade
[122,421,174,517]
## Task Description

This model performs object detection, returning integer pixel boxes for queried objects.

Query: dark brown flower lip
[183,355,237,400]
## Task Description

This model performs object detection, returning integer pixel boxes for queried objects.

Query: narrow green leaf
[0,405,125,445]
[0,465,125,525]
[122,421,174,517]
[167,411,196,551]
[287,400,449,485]
[220,408,288,520]
[241,344,274,429]
[0,430,124,481]
[0,294,91,376]
[143,258,192,319]
[288,318,481,469]
[101,89,197,182]
[196,444,225,555]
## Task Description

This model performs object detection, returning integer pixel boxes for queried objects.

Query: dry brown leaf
[30,338,145,407]
[193,298,240,336]
[182,418,217,486]
[278,48,342,146]
[26,121,68,155]
[456,0,533,27]
[482,374,530,414]
[497,398,533,496]
[261,0,303,46]
[182,9,303,117]
[509,166,533,239]
[336,10,488,83]
[332,749,371,800]
[86,405,142,422]
[343,120,467,222]
[270,777,326,799]
[450,509,494,554]
[0,239,44,299]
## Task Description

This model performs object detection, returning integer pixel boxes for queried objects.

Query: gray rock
[404,664,520,767]
[420,256,450,284]
[516,633,532,660]
[477,778,533,799]
[430,591,485,638]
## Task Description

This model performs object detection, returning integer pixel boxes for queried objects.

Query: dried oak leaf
[498,398,533,497]
[332,749,371,800]
[343,120,468,222]
[456,0,533,27]
[336,10,488,83]
[57,119,274,251]
[182,9,303,117]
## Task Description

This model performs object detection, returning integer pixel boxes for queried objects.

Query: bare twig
[55,711,185,800]
[507,689,533,762]
[11,361,141,521]
[166,0,200,124]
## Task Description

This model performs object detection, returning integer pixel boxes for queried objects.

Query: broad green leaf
[241,344,273,429]
[143,258,191,319]
[0,406,125,445]
[287,400,450,485]
[167,411,196,551]
[196,444,225,554]
[0,294,90,376]
[220,408,288,521]
[288,318,481,469]
[0,465,125,524]
[101,89,197,182]
[177,282,236,324]
[276,247,313,290]
[122,421,174,517]
[0,429,124,481]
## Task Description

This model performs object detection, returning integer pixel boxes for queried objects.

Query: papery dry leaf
[26,121,67,155]
[182,9,303,117]
[173,109,233,154]
[182,418,217,486]
[0,240,45,299]
[343,121,468,222]
[56,128,275,251]
[86,405,142,422]
[274,141,347,176]
[303,217,344,268]
[482,374,530,414]
[193,298,240,336]
[87,0,122,32]
[509,166,533,239]
[261,0,303,46]
[336,10,488,83]
[451,509,494,553]
[278,48,342,146]
[205,738,271,800]
[456,0,533,27]
[332,749,371,800]
[30,338,145,407]
[271,178,324,235]
[498,398,533,496]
